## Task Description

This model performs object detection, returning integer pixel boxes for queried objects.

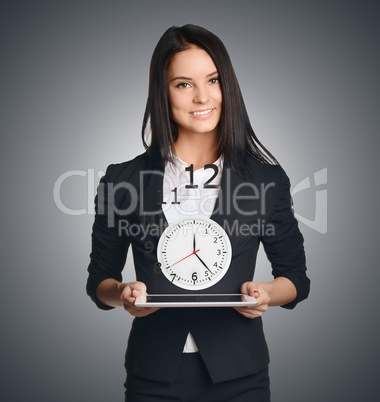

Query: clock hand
[195,253,213,273]
[192,235,213,272]
[169,249,200,268]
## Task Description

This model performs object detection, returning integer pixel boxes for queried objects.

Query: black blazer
[86,151,310,384]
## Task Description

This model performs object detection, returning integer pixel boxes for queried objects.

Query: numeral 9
[145,241,154,254]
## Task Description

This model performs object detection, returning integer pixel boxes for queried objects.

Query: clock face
[157,216,232,290]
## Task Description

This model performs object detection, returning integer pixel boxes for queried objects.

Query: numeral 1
[185,164,198,188]
[157,189,166,205]
[171,188,180,204]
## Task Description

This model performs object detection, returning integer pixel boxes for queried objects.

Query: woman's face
[166,46,222,139]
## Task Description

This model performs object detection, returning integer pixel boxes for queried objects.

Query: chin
[191,122,219,134]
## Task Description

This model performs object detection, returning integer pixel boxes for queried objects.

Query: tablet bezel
[134,293,258,307]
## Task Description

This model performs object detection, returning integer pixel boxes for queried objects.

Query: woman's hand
[234,281,270,319]
[234,277,298,318]
[96,278,161,317]
[119,281,161,317]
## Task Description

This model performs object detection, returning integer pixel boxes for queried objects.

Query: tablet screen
[135,293,258,307]
[146,294,248,303]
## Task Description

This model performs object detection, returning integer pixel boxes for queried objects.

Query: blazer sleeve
[259,167,310,309]
[86,166,131,310]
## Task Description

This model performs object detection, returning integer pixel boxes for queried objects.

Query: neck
[173,132,220,170]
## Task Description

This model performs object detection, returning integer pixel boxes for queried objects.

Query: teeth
[192,109,213,116]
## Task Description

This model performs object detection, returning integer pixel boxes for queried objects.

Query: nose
[193,85,209,104]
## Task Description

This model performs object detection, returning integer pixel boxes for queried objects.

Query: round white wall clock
[157,216,232,290]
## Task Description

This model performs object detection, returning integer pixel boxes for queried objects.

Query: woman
[87,24,310,402]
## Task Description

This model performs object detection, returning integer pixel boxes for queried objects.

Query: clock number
[171,187,180,204]
[153,261,161,274]
[192,272,198,284]
[205,270,209,277]
[157,189,166,205]
[158,187,181,205]
[144,241,154,254]
[185,165,198,189]
[170,273,176,282]
[185,164,219,189]
[214,237,218,243]
[204,164,219,189]
[217,249,221,255]
[213,262,218,267]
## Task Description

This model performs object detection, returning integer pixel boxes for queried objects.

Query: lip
[189,108,215,119]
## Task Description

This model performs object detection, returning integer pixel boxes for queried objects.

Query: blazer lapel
[140,153,168,227]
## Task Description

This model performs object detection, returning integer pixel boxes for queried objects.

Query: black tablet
[135,293,258,307]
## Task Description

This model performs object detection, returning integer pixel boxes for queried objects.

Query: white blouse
[162,154,223,352]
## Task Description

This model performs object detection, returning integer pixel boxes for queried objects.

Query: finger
[130,307,161,318]
[234,301,268,316]
[234,307,261,319]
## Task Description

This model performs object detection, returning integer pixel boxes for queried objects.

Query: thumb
[242,281,260,297]
[240,281,251,295]
[131,281,147,298]
[120,284,133,303]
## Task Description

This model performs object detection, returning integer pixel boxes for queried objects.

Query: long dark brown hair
[141,24,278,169]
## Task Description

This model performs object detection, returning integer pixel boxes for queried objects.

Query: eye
[176,82,191,89]
[209,77,219,84]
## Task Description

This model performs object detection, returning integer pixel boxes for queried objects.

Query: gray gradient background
[1,1,379,401]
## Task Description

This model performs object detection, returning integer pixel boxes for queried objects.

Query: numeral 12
[185,164,219,189]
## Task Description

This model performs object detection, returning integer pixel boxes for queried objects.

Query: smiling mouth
[190,109,214,116]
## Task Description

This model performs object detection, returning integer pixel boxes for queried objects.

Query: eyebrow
[170,71,218,82]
